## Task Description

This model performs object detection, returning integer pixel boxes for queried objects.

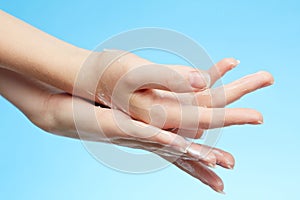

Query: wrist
[64,46,91,93]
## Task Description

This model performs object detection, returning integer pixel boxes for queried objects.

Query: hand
[0,68,234,193]
[43,92,235,193]
[78,51,273,133]
[0,68,231,165]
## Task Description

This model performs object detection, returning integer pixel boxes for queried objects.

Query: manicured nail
[227,165,234,170]
[252,120,263,125]
[216,190,226,195]
[229,59,240,69]
[189,71,211,89]
[224,158,234,169]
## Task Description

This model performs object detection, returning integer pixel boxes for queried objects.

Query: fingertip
[225,158,235,170]
[213,148,235,169]
[204,153,217,167]
[257,71,275,86]
[236,109,263,125]
[221,57,240,69]
[211,179,225,194]
[251,110,264,125]
[216,190,226,195]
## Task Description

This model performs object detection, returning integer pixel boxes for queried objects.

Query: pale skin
[0,10,274,193]
[0,10,272,131]
[0,68,234,192]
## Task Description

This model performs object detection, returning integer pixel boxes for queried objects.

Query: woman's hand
[0,68,229,165]
[0,68,234,192]
[78,51,274,132]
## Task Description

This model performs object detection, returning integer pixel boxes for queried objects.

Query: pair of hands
[0,50,273,193]
[0,10,274,193]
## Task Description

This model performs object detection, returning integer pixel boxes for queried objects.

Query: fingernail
[257,120,264,124]
[224,158,234,169]
[189,71,211,89]
[229,59,240,69]
[216,190,226,195]
[227,165,234,170]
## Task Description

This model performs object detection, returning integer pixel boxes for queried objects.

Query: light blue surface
[0,0,299,199]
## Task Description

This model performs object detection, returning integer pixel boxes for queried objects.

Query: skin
[0,65,273,193]
[0,68,234,192]
[0,11,273,132]
[0,10,275,193]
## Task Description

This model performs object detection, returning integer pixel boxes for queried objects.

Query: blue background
[0,0,299,199]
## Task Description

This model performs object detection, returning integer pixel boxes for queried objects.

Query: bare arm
[0,10,89,93]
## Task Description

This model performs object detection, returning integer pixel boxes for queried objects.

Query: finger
[196,107,263,129]
[72,100,229,170]
[105,116,218,166]
[110,137,187,158]
[208,58,240,86]
[161,106,263,129]
[144,129,218,165]
[171,158,224,193]
[212,148,235,169]
[129,91,263,129]
[124,64,211,93]
[182,144,235,170]
[69,97,199,159]
[46,94,218,169]
[95,109,209,159]
[195,71,274,108]
[111,137,216,166]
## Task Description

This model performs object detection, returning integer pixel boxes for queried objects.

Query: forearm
[0,68,80,135]
[0,68,52,123]
[0,10,90,93]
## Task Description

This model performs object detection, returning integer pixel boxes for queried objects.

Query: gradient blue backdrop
[0,0,299,199]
